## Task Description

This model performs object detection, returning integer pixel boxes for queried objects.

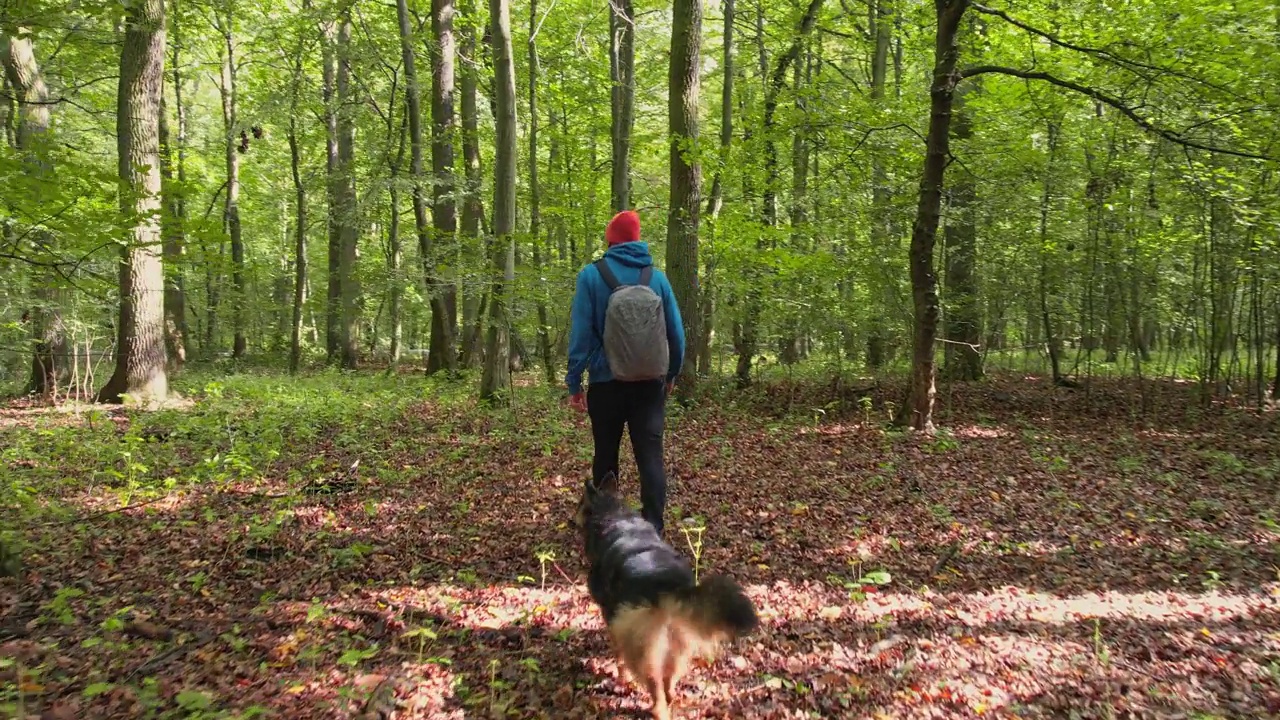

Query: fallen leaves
[2,373,1279,718]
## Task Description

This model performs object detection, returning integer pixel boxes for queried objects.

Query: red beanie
[605,210,641,246]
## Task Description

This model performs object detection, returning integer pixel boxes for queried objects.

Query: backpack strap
[594,258,621,290]
[638,265,653,286]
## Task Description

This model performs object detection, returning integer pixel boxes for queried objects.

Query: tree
[734,0,825,388]
[665,0,701,395]
[479,0,516,403]
[161,0,189,371]
[608,0,635,212]
[286,14,308,374]
[529,0,554,384]
[215,5,245,359]
[321,13,341,364]
[334,11,360,369]
[698,0,732,376]
[942,75,982,382]
[457,0,486,368]
[98,0,168,405]
[427,0,459,374]
[2,29,67,397]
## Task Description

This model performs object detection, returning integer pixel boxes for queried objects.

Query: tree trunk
[865,0,892,369]
[1038,125,1066,385]
[335,13,360,369]
[942,77,982,381]
[3,31,69,397]
[458,0,486,369]
[288,114,307,374]
[667,0,701,395]
[217,16,246,359]
[427,0,460,374]
[479,0,516,403]
[609,0,635,212]
[388,113,408,369]
[895,0,970,432]
[699,0,732,376]
[322,18,341,364]
[781,41,810,366]
[529,0,555,385]
[162,1,188,371]
[99,0,168,405]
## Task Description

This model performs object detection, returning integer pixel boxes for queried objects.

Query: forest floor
[1,368,1279,719]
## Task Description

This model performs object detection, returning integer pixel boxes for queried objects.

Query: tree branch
[970,3,1245,100]
[959,65,1273,161]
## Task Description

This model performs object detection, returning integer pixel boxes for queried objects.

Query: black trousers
[587,379,667,534]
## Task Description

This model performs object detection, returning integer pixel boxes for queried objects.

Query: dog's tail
[669,574,758,642]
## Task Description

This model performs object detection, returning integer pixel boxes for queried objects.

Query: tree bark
[322,18,342,364]
[335,12,360,369]
[288,113,307,374]
[529,0,555,384]
[1038,122,1068,386]
[427,0,459,374]
[699,0,733,376]
[388,113,407,369]
[458,0,486,369]
[161,0,188,371]
[895,0,970,432]
[217,14,246,359]
[99,0,168,405]
[865,0,893,368]
[667,0,701,395]
[479,0,516,403]
[2,31,69,397]
[942,76,982,381]
[609,0,635,212]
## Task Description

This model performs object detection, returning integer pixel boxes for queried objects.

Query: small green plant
[402,625,438,664]
[42,586,84,625]
[1092,618,1110,667]
[679,517,707,584]
[859,396,874,425]
[928,503,953,524]
[534,546,557,591]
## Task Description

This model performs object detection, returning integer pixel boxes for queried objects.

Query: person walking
[566,210,685,535]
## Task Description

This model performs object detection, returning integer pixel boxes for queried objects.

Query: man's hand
[568,392,588,413]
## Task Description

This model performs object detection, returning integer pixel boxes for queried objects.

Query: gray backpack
[594,259,669,382]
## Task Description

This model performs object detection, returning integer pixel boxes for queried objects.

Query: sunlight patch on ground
[950,424,1014,439]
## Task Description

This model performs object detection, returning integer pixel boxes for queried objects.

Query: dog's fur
[575,471,758,720]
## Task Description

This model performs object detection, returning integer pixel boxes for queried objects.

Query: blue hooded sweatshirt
[565,240,685,395]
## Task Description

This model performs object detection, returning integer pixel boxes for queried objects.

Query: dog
[574,471,758,720]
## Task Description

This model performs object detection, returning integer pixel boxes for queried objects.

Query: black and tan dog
[574,471,758,720]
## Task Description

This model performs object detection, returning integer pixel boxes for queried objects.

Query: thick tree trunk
[667,0,702,395]
[217,19,246,359]
[3,31,69,397]
[479,0,516,403]
[609,0,635,212]
[942,78,982,381]
[458,0,486,369]
[161,4,188,371]
[427,0,459,374]
[529,0,554,385]
[99,0,168,405]
[895,0,970,432]
[335,13,360,369]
